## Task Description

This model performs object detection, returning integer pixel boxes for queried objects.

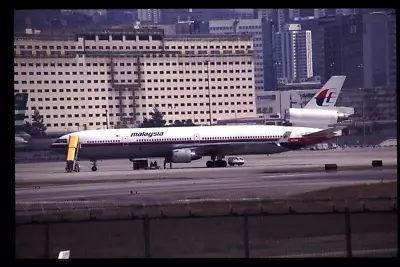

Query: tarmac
[15,147,397,204]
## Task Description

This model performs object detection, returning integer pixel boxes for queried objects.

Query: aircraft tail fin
[304,76,346,109]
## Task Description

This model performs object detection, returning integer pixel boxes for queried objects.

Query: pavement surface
[15,148,397,203]
[15,148,397,259]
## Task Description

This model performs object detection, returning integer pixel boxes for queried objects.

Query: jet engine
[171,149,202,163]
[284,108,353,127]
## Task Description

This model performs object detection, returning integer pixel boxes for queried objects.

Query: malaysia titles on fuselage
[130,131,164,138]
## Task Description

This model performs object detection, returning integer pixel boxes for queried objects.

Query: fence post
[344,208,352,258]
[243,215,250,258]
[45,223,50,259]
[143,217,151,258]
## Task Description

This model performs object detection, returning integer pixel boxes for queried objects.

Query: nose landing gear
[91,160,97,171]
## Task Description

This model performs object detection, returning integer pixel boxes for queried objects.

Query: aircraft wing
[174,141,279,156]
[174,131,292,155]
[302,126,347,138]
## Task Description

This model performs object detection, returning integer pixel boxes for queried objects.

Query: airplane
[284,76,354,129]
[51,76,352,171]
[51,122,347,171]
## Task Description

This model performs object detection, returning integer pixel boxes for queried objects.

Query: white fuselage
[51,125,332,161]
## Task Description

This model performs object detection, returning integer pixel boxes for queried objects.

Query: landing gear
[164,158,173,169]
[206,154,227,168]
[91,160,97,172]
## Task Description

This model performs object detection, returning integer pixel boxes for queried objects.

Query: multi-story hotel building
[14,29,257,132]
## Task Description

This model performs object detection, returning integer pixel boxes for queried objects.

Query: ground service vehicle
[228,157,244,166]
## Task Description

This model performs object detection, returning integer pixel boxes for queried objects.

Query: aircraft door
[193,133,201,143]
[121,136,129,146]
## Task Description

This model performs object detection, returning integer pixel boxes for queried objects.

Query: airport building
[337,86,397,122]
[255,85,397,126]
[14,29,257,133]
[256,88,319,118]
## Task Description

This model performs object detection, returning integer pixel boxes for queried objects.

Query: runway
[15,169,397,204]
[15,147,397,181]
[15,148,397,204]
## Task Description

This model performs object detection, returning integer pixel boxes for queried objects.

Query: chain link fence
[16,198,397,258]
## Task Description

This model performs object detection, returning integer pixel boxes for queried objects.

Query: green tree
[115,122,129,129]
[150,107,166,127]
[170,119,197,127]
[185,119,196,126]
[23,109,47,136]
[172,120,184,127]
[139,117,152,128]
[139,107,166,128]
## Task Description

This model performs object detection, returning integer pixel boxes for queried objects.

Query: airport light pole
[205,60,212,125]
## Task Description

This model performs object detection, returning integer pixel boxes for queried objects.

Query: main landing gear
[206,155,227,168]
[91,160,97,172]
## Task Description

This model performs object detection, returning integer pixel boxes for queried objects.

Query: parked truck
[315,143,329,150]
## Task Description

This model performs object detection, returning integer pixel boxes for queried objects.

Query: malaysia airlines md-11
[51,124,346,171]
[50,76,350,171]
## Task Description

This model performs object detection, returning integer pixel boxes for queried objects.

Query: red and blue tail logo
[315,89,335,106]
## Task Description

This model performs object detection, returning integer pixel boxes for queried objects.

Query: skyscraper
[318,12,395,88]
[276,24,313,81]
[138,9,162,24]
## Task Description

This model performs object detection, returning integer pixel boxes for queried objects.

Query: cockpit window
[54,138,68,144]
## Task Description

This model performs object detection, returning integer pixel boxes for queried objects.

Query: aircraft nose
[50,135,69,153]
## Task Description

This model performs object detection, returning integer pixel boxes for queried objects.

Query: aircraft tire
[206,161,213,168]
[91,166,97,172]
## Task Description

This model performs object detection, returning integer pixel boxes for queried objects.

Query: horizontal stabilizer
[302,126,347,138]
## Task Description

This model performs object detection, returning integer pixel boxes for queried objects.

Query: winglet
[276,131,292,146]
